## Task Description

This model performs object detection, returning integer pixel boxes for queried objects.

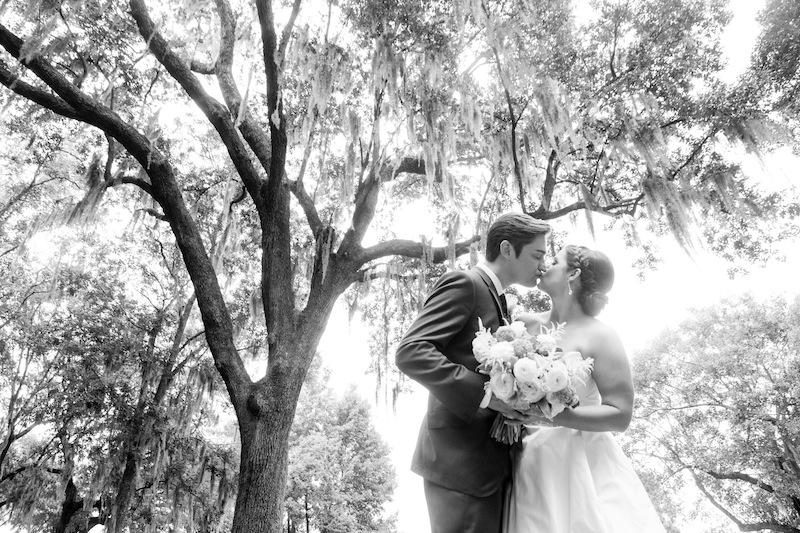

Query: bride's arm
[551,329,634,432]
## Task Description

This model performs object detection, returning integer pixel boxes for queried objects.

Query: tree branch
[128,0,266,213]
[189,59,215,75]
[609,11,619,80]
[255,0,282,135]
[108,174,154,197]
[661,117,687,129]
[0,60,78,119]
[353,268,421,283]
[254,0,296,366]
[278,0,302,67]
[529,193,643,220]
[137,207,168,221]
[537,149,559,213]
[0,21,157,165]
[287,179,322,236]
[356,235,481,266]
[335,153,433,259]
[0,20,252,413]
[702,469,775,493]
[339,173,378,255]
[0,463,62,485]
[211,0,273,174]
[488,32,526,210]
[690,469,800,533]
[387,155,446,182]
[669,127,719,181]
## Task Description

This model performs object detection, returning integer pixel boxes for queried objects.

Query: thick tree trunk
[229,312,334,533]
[231,399,296,533]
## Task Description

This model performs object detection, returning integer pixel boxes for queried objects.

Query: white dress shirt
[475,262,505,296]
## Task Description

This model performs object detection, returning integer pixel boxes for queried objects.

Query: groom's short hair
[485,213,550,261]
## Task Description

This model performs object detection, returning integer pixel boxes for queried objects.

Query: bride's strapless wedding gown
[505,376,666,533]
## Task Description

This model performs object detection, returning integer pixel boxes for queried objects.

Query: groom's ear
[499,239,514,259]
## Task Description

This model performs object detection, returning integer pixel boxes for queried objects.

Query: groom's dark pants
[424,479,505,533]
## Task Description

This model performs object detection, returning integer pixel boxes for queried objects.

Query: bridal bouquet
[473,319,594,444]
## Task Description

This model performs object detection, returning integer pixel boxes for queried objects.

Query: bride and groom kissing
[395,213,665,533]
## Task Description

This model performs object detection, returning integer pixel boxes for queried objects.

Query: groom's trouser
[424,479,504,533]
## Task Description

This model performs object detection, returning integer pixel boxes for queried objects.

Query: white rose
[490,371,516,401]
[494,325,517,342]
[518,382,546,403]
[507,320,527,338]
[489,342,518,364]
[511,338,535,358]
[535,333,558,355]
[472,333,495,363]
[513,357,541,385]
[542,361,569,392]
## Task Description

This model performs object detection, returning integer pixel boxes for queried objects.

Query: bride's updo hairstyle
[565,245,614,317]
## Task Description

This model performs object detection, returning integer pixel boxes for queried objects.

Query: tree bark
[110,451,139,533]
[53,477,82,533]
[232,390,296,533]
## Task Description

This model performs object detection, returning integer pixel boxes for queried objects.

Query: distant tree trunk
[111,450,139,533]
[53,477,81,533]
[110,299,196,532]
[109,316,164,533]
[305,491,310,533]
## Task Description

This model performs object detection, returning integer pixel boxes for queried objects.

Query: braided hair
[564,245,614,317]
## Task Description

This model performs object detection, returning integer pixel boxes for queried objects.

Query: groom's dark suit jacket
[395,267,511,497]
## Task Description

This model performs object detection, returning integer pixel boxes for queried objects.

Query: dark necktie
[499,293,509,322]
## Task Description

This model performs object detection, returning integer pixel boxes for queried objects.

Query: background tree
[0,222,238,531]
[752,0,800,119]
[285,360,396,533]
[623,294,800,532]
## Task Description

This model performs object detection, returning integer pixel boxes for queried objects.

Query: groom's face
[506,234,548,287]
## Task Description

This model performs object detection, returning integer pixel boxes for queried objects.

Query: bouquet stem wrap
[490,413,522,445]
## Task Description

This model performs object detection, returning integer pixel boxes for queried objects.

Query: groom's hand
[485,396,527,421]
[517,405,555,427]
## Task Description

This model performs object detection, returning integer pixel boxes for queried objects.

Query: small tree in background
[285,360,396,533]
[624,294,800,532]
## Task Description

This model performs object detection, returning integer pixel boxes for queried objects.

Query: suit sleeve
[395,270,487,422]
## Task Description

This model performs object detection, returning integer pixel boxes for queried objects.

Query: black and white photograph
[0,0,798,531]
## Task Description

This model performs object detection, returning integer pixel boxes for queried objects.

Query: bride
[506,245,666,533]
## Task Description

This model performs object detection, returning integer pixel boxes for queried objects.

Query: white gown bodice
[572,375,601,407]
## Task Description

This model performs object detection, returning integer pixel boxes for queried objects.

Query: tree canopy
[624,294,800,532]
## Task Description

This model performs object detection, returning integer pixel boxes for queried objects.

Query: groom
[395,213,550,533]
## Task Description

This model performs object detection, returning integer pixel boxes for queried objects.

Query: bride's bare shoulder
[515,311,550,332]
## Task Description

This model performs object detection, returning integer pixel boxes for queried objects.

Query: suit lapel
[473,267,507,324]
